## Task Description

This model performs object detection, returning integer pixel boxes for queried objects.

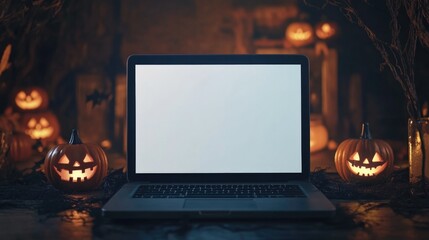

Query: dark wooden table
[1,199,428,239]
[2,150,428,239]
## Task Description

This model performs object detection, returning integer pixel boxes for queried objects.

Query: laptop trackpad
[184,199,257,210]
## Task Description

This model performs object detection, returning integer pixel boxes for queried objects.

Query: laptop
[102,54,335,218]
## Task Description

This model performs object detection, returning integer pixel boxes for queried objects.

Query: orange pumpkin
[44,129,108,191]
[12,87,49,112]
[334,123,394,183]
[9,131,34,162]
[21,111,60,142]
[285,22,314,47]
[315,21,338,40]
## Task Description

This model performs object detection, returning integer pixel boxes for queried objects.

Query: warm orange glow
[285,22,314,47]
[422,102,428,116]
[61,210,93,226]
[15,90,43,110]
[372,152,383,162]
[310,118,329,152]
[347,159,387,177]
[327,140,337,150]
[25,117,54,139]
[55,154,97,182]
[58,155,70,164]
[100,139,112,149]
[83,154,94,163]
[321,23,331,33]
[335,124,394,182]
[347,152,387,177]
[290,28,312,40]
[315,22,337,39]
[350,152,360,161]
[55,165,97,183]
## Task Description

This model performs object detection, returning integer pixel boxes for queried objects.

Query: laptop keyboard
[132,184,306,198]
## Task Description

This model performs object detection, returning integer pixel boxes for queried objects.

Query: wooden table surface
[0,200,428,240]
[1,149,426,239]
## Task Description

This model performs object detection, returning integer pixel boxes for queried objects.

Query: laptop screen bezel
[127,54,310,183]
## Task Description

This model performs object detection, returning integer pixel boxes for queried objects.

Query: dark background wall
[1,0,428,150]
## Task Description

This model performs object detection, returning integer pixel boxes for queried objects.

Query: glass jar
[408,118,429,187]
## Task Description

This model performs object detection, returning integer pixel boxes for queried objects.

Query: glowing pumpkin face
[54,153,98,182]
[21,111,60,142]
[285,22,314,47]
[347,150,388,177]
[44,129,108,191]
[334,123,394,183]
[13,87,49,111]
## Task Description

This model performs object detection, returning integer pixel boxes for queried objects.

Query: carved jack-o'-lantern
[334,123,394,183]
[44,129,108,191]
[315,21,338,40]
[12,87,49,111]
[21,111,60,142]
[285,22,314,47]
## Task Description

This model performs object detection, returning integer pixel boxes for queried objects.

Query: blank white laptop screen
[135,64,301,173]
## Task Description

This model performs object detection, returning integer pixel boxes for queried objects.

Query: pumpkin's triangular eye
[58,155,70,164]
[31,91,39,98]
[372,152,384,162]
[40,118,49,126]
[17,91,26,99]
[350,152,360,161]
[83,154,94,163]
[28,118,37,128]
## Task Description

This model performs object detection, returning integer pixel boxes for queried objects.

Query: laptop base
[102,181,335,219]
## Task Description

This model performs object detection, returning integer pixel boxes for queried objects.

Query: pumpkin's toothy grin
[16,98,42,109]
[54,166,97,182]
[26,127,54,139]
[347,161,387,177]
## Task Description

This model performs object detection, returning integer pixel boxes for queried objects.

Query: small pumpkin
[9,131,34,162]
[285,21,314,47]
[21,111,60,142]
[12,87,49,112]
[334,123,394,183]
[44,129,108,191]
[315,21,338,40]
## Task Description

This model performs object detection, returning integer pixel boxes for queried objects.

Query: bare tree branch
[326,0,422,119]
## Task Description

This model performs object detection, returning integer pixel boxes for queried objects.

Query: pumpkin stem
[360,122,372,139]
[69,129,83,144]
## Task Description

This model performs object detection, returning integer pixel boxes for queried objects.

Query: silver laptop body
[102,54,335,218]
